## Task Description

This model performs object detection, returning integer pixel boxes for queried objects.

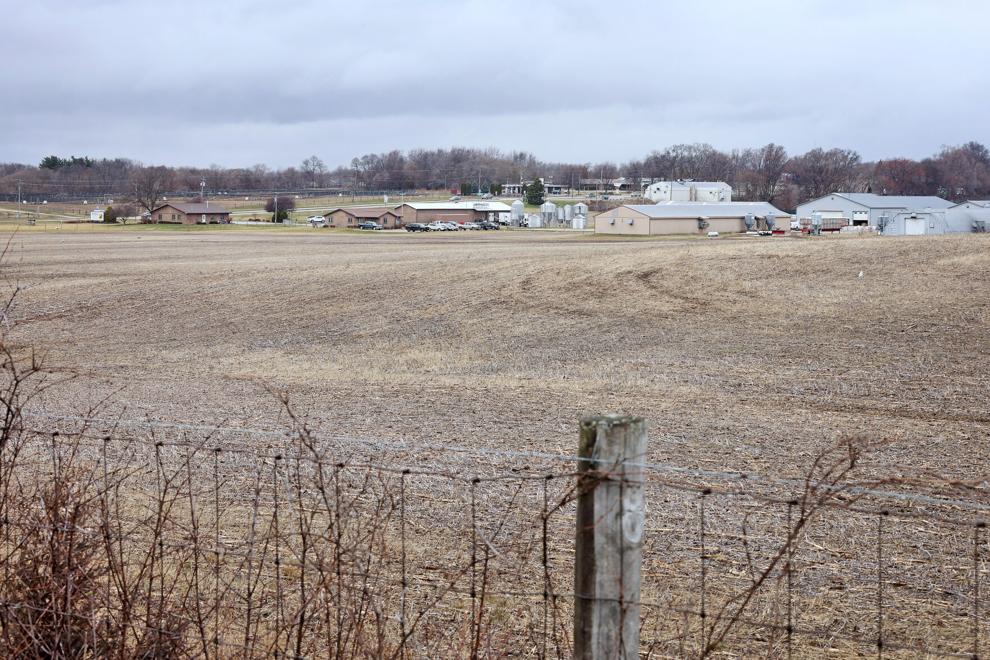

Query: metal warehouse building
[395,201,511,225]
[594,202,789,236]
[795,193,953,232]
[874,206,990,236]
[944,201,990,234]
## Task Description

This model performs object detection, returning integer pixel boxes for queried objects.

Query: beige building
[396,201,511,225]
[150,202,230,224]
[324,206,402,228]
[595,202,790,236]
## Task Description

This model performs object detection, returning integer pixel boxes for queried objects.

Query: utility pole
[201,179,206,208]
[274,193,278,223]
[16,180,21,218]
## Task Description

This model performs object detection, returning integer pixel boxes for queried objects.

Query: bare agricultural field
[4,229,988,479]
[2,229,990,656]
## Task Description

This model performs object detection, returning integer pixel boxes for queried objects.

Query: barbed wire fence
[0,409,987,658]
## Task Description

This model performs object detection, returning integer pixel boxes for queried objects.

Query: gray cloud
[2,0,988,167]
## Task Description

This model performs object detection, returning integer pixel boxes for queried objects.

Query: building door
[904,216,926,235]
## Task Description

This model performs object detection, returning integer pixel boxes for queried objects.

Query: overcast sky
[3,0,988,169]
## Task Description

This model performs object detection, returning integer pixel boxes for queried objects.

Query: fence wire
[0,412,985,658]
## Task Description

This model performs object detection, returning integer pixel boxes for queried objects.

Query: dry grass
[1,228,989,656]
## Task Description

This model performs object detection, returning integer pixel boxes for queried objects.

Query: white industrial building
[501,179,565,196]
[944,201,990,234]
[643,181,732,203]
[795,193,954,233]
[595,202,789,236]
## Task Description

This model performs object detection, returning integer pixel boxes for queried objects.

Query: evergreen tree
[524,179,545,206]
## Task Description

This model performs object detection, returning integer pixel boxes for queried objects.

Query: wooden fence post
[574,414,647,660]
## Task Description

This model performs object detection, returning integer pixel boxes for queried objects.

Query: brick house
[323,206,403,228]
[150,202,231,224]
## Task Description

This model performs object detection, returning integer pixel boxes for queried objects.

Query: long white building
[643,181,732,203]
[795,193,953,233]
[595,202,788,235]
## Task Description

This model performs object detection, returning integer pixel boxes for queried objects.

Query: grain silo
[510,199,524,223]
[540,201,557,224]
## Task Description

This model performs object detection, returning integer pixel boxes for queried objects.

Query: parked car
[447,222,467,231]
[357,221,382,230]
[437,222,457,231]
[307,215,327,227]
[480,193,493,199]
[426,222,446,231]
[449,195,461,201]
[462,222,481,230]
[405,223,429,232]
[478,221,500,230]
[790,219,801,230]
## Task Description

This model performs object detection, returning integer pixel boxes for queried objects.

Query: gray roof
[324,206,398,218]
[645,181,731,189]
[153,202,230,214]
[951,200,990,208]
[831,193,953,209]
[400,201,512,211]
[622,202,790,219]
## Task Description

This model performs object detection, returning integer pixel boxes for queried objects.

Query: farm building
[595,202,789,236]
[643,181,732,203]
[795,193,952,231]
[938,201,990,234]
[150,202,230,224]
[324,206,402,228]
[396,201,511,225]
[501,180,564,196]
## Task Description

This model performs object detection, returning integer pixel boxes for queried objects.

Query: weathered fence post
[574,414,647,660]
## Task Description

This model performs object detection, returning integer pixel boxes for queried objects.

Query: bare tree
[790,148,862,201]
[930,142,990,200]
[300,155,327,188]
[753,143,789,202]
[104,203,138,225]
[872,159,927,195]
[130,166,173,221]
[265,196,296,222]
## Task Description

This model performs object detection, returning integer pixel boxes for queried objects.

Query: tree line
[1,141,989,212]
